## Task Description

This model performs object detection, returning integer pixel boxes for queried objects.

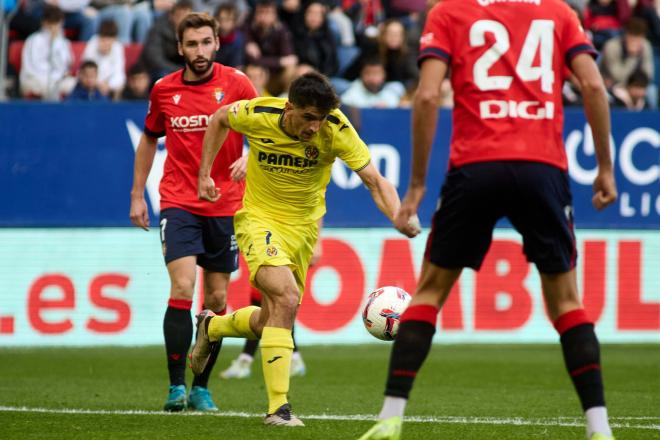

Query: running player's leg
[541,271,612,439]
[361,163,503,439]
[510,163,612,439]
[187,215,239,410]
[187,270,230,411]
[220,295,261,379]
[254,265,302,425]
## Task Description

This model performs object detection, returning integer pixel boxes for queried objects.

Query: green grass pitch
[1,344,658,439]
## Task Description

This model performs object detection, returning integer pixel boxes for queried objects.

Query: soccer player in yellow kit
[192,72,421,426]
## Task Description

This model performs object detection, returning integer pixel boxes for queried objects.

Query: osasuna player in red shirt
[360,1,618,439]
[129,12,257,412]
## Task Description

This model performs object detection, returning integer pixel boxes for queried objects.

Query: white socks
[292,351,302,362]
[585,406,612,438]
[378,396,408,419]
[238,353,254,363]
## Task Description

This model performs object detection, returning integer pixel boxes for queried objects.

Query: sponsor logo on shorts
[266,246,278,257]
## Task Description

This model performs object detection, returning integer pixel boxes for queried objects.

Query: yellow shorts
[234,209,318,300]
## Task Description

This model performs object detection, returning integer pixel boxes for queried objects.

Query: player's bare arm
[357,163,419,238]
[198,104,233,202]
[394,58,448,237]
[571,53,618,211]
[229,152,248,181]
[129,133,159,230]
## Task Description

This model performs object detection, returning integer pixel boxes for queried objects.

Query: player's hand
[229,154,248,181]
[129,196,150,231]
[198,175,221,202]
[592,168,617,211]
[245,42,261,59]
[394,186,425,238]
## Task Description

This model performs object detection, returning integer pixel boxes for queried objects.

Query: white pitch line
[0,406,658,431]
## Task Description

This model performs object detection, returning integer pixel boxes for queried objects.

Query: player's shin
[380,305,438,419]
[554,309,612,438]
[260,326,294,414]
[207,305,260,341]
[164,299,194,386]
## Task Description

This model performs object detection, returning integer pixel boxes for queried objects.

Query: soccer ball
[362,286,412,341]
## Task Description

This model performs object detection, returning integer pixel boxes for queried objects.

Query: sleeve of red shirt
[240,71,259,100]
[561,4,598,64]
[144,82,165,138]
[417,3,451,67]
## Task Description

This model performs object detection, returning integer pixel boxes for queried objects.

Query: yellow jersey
[227,96,371,223]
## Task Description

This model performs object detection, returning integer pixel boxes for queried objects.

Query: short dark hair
[79,60,99,72]
[98,19,119,38]
[42,4,64,24]
[288,72,339,114]
[624,17,648,36]
[215,2,238,19]
[172,0,194,13]
[177,12,220,42]
[128,63,149,77]
[255,0,277,9]
[627,69,649,88]
[361,55,384,70]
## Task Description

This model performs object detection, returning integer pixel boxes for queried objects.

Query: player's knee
[204,290,226,312]
[272,286,300,314]
[170,276,195,299]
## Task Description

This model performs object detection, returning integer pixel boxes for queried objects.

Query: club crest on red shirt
[214,88,225,104]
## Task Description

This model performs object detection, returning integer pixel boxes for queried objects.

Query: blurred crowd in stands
[2,0,660,110]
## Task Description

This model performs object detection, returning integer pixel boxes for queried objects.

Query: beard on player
[185,53,215,76]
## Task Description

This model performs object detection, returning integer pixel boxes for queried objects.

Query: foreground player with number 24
[359,0,618,439]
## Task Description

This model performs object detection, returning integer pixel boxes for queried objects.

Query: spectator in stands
[600,17,655,106]
[326,0,359,79]
[213,2,245,68]
[9,0,42,39]
[82,19,126,99]
[243,62,269,95]
[121,63,151,100]
[244,0,297,96]
[19,4,76,100]
[292,1,338,77]
[583,0,631,49]
[378,18,417,87]
[54,0,98,41]
[11,0,96,41]
[67,60,108,100]
[611,69,651,109]
[340,55,404,108]
[141,0,192,81]
[194,0,248,24]
[343,0,384,42]
[92,0,154,44]
[279,0,304,36]
[631,0,660,48]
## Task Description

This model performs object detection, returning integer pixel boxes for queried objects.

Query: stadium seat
[9,41,145,76]
[70,41,86,73]
[7,40,24,73]
[124,43,143,72]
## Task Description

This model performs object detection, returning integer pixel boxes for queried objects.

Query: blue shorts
[425,161,577,274]
[159,208,238,273]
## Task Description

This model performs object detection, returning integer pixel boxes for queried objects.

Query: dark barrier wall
[1,102,658,228]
